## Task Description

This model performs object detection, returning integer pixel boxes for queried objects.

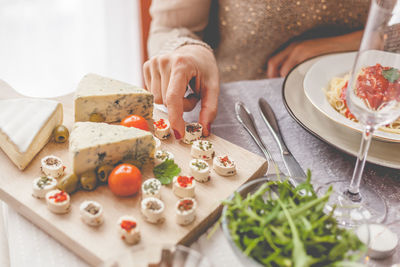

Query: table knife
[235,102,277,173]
[258,98,308,186]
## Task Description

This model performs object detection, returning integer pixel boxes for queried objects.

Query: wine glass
[326,0,400,227]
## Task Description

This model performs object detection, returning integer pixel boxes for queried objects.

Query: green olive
[96,164,114,183]
[53,125,69,143]
[57,173,79,194]
[80,170,98,191]
[89,113,105,122]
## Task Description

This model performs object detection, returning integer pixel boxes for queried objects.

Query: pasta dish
[325,64,400,134]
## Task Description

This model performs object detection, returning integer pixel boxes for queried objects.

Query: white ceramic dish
[303,51,400,143]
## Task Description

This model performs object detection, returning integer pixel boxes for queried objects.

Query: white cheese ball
[189,159,210,183]
[79,200,104,227]
[117,216,141,245]
[153,118,171,140]
[183,123,202,144]
[45,189,70,214]
[172,176,196,198]
[213,155,236,176]
[141,178,162,199]
[176,198,197,226]
[41,155,64,178]
[191,140,214,160]
[141,197,165,224]
[32,176,57,199]
[154,150,174,166]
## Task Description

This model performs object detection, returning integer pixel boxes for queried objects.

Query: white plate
[303,51,400,143]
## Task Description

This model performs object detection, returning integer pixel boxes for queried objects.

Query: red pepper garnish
[154,119,168,129]
[63,166,66,171]
[178,199,194,211]
[220,156,233,167]
[49,191,68,203]
[177,176,194,188]
[120,220,137,232]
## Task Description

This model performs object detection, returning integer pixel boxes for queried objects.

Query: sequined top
[148,0,370,82]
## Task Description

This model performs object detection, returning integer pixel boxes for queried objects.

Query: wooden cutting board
[0,80,268,266]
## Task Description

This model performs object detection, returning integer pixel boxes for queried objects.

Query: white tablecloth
[2,78,400,266]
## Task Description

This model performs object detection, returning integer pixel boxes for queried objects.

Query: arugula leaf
[382,67,400,83]
[222,171,366,266]
[153,159,181,185]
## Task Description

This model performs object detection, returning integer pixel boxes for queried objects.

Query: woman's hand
[143,45,219,139]
[267,30,363,78]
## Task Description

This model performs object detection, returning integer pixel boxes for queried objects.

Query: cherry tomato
[120,115,149,131]
[108,163,142,197]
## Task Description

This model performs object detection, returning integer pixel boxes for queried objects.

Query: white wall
[0,0,143,97]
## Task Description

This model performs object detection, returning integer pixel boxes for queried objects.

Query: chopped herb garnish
[153,159,181,185]
[382,67,400,83]
[197,140,212,151]
[186,123,202,133]
[192,160,207,170]
[37,176,52,189]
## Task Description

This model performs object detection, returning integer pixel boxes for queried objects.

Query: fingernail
[173,129,181,140]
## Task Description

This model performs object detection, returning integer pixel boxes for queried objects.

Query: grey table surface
[185,77,400,266]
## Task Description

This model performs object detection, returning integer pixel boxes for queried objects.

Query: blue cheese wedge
[69,122,155,175]
[74,73,153,123]
[0,98,63,170]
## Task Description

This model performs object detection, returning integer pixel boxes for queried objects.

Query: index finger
[165,70,193,139]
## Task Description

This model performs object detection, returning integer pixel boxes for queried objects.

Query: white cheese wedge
[141,178,162,199]
[176,198,197,226]
[45,189,70,214]
[74,73,153,123]
[117,216,141,245]
[191,140,214,160]
[141,197,165,224]
[0,98,63,170]
[41,155,64,178]
[153,118,170,139]
[80,200,104,227]
[154,150,174,166]
[32,176,57,199]
[183,123,202,144]
[189,159,210,183]
[172,176,196,198]
[69,122,155,175]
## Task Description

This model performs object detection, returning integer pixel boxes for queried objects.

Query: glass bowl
[221,176,369,266]
[221,177,269,267]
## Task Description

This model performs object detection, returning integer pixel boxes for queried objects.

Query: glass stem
[346,125,374,200]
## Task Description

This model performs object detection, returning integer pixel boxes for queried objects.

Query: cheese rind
[74,73,153,122]
[69,122,155,175]
[0,98,63,170]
